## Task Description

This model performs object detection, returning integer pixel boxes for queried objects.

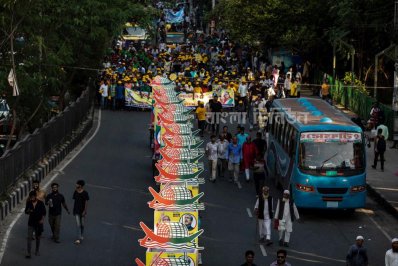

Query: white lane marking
[87,184,115,190]
[123,225,142,232]
[246,208,253,218]
[365,212,392,241]
[373,187,398,192]
[0,109,101,265]
[0,210,24,265]
[259,244,267,257]
[287,255,322,263]
[237,181,242,189]
[389,200,398,204]
[288,249,346,263]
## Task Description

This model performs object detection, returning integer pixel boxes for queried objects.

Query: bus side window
[289,130,297,157]
[271,112,276,135]
[278,122,284,144]
[285,125,292,152]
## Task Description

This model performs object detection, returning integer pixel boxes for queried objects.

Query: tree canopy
[0,0,157,135]
[212,0,396,79]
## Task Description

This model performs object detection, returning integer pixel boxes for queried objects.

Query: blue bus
[266,98,366,209]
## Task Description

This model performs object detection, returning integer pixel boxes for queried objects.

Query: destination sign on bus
[300,132,362,143]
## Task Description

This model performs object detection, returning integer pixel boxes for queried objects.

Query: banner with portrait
[154,210,199,244]
[178,89,235,108]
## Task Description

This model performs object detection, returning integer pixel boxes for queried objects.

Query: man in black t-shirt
[25,191,46,258]
[45,183,70,243]
[253,132,267,157]
[73,180,89,244]
[210,95,223,135]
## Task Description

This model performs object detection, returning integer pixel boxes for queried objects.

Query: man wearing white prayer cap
[385,238,398,266]
[346,236,368,266]
[274,189,300,247]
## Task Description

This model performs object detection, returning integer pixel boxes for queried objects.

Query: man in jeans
[227,137,242,183]
[217,134,229,178]
[73,180,89,244]
[45,183,70,243]
[25,191,46,258]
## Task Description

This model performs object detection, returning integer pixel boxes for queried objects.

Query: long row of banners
[125,87,235,109]
[135,76,204,266]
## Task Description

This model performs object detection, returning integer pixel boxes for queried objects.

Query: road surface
[1,109,397,265]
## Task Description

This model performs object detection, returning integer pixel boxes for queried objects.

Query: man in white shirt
[238,80,248,110]
[99,81,109,109]
[274,190,300,247]
[206,135,218,183]
[284,74,291,98]
[385,238,398,266]
[217,135,229,178]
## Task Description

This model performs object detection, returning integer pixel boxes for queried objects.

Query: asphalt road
[1,109,397,266]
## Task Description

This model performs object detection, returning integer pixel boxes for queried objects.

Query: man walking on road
[217,134,229,178]
[372,128,386,172]
[227,137,242,183]
[253,132,267,157]
[346,236,368,266]
[25,191,46,258]
[73,180,89,244]
[270,249,291,266]
[242,136,257,182]
[206,135,218,183]
[274,190,300,247]
[252,153,266,196]
[195,101,206,137]
[45,183,70,243]
[385,238,398,266]
[254,186,273,245]
[210,95,223,135]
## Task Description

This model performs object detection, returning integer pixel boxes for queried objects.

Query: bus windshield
[299,132,364,173]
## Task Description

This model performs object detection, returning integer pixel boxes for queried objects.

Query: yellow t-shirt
[194,87,202,93]
[195,107,206,121]
[321,83,330,96]
[290,83,297,96]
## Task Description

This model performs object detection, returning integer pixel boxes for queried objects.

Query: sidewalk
[334,104,398,218]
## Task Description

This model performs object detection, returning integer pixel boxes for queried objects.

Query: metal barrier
[0,88,93,196]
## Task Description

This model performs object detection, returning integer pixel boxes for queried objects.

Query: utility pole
[393,1,398,142]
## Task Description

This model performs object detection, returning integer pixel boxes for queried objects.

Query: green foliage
[343,72,368,95]
[213,0,395,78]
[0,0,157,133]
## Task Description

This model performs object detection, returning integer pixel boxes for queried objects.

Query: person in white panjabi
[254,186,274,246]
[206,135,218,183]
[385,238,398,266]
[274,190,300,247]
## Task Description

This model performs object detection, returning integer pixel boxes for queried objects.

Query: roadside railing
[0,87,94,197]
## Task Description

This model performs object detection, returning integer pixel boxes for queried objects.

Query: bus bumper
[293,188,366,209]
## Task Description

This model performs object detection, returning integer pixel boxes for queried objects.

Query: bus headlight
[351,185,366,192]
[295,184,314,192]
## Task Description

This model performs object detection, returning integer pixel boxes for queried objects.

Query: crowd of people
[98,7,312,112]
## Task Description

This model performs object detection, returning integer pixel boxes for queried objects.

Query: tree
[0,0,157,142]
